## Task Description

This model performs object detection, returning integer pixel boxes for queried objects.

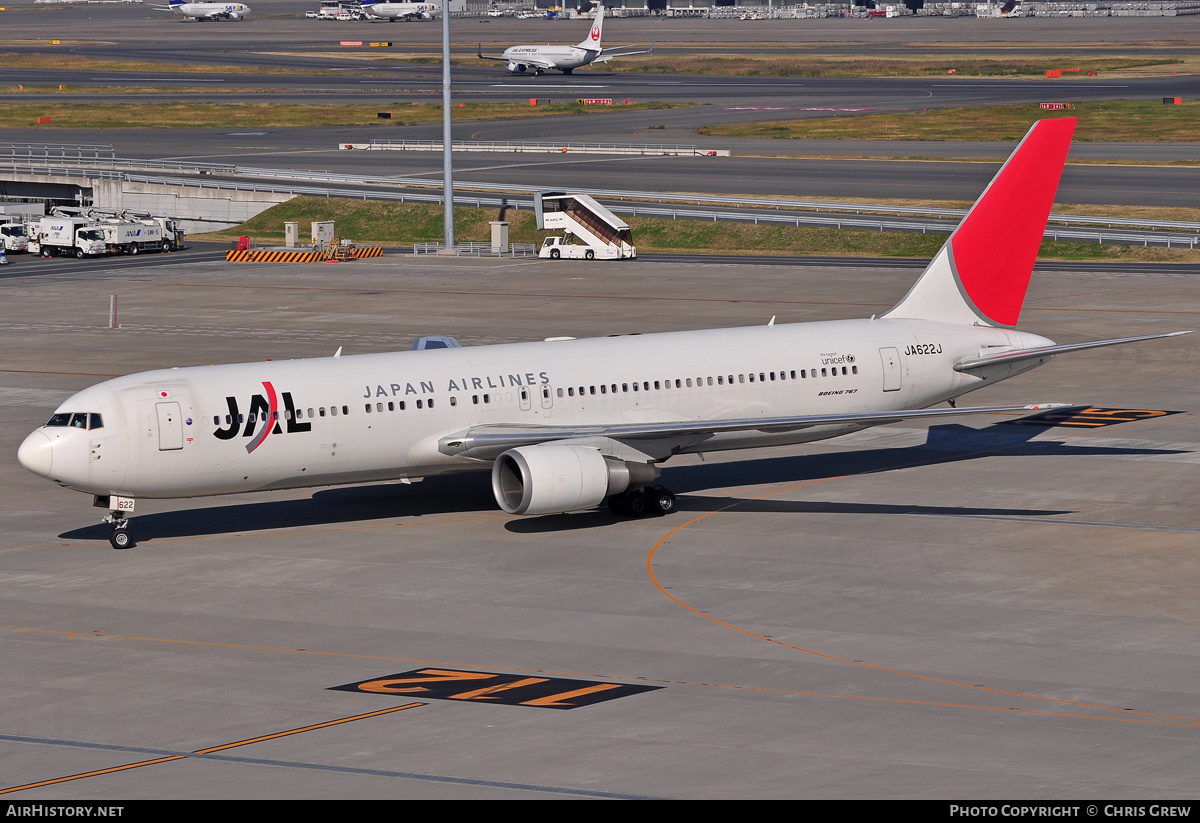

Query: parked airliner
[17,119,1188,549]
[478,9,653,75]
[152,0,251,20]
[359,1,439,21]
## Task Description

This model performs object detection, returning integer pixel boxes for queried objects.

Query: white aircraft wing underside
[439,402,1067,460]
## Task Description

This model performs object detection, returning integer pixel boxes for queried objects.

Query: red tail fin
[885,118,1076,328]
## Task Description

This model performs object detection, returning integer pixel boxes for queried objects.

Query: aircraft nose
[18,430,53,477]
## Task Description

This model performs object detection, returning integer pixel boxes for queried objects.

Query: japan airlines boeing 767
[478,9,653,75]
[17,119,1188,549]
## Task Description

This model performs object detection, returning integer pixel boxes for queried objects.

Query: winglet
[884,118,1076,328]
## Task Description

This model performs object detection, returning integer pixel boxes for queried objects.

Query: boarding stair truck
[34,216,107,258]
[535,191,636,260]
[0,220,30,253]
[100,221,165,255]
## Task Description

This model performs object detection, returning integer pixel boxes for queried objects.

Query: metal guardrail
[349,140,726,158]
[452,241,503,257]
[0,143,115,160]
[510,243,538,257]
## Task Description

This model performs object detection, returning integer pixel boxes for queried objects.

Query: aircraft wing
[592,41,655,63]
[953,331,1191,373]
[439,402,1068,460]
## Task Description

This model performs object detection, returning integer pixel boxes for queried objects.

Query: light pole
[441,1,454,250]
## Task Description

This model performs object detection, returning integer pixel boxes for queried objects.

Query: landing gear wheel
[109,523,135,550]
[647,486,676,516]
[625,492,647,517]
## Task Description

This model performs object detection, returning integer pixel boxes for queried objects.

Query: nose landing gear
[96,495,137,549]
[104,513,136,549]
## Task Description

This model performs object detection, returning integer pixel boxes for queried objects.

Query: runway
[1,252,1198,798]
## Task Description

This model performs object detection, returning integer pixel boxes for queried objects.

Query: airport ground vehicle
[0,220,30,253]
[100,222,167,255]
[536,191,636,260]
[538,235,617,260]
[33,217,107,258]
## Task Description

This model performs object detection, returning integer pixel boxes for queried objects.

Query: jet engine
[491,444,657,515]
[507,62,528,74]
[227,11,242,19]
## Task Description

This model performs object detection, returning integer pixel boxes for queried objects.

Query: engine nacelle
[491,444,657,516]
[507,62,528,74]
[227,11,242,19]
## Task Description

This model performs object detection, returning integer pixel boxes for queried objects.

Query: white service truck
[0,220,30,253]
[34,217,108,258]
[100,221,166,255]
[538,235,619,260]
[141,215,186,251]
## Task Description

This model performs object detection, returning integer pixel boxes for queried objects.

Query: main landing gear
[608,485,676,518]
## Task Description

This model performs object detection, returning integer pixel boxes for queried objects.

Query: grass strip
[195,197,1200,263]
[700,99,1200,143]
[0,100,689,129]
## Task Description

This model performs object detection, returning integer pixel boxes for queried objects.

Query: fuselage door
[156,402,184,450]
[519,387,532,411]
[879,347,903,392]
[540,385,553,410]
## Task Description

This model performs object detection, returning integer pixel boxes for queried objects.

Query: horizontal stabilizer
[954,331,1192,373]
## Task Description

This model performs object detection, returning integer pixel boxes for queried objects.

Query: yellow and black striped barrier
[227,250,321,263]
[226,247,384,263]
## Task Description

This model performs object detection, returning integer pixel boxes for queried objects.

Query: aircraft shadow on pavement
[58,423,1185,544]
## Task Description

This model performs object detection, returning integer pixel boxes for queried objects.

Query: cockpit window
[45,412,103,429]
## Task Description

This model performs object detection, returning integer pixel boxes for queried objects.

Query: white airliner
[152,0,251,20]
[478,9,653,75]
[17,119,1188,549]
[359,1,438,21]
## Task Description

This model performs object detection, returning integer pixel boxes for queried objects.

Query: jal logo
[213,380,310,453]
[591,25,600,40]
